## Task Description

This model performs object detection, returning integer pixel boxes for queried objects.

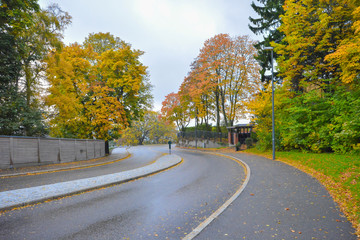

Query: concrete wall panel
[75,140,87,161]
[178,139,225,149]
[60,140,76,163]
[12,138,38,166]
[0,138,10,168]
[100,141,105,157]
[86,141,94,159]
[94,141,101,158]
[40,139,59,164]
[0,137,105,169]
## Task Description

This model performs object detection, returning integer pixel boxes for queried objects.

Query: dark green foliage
[235,141,242,151]
[245,137,254,148]
[0,0,49,136]
[184,123,213,132]
[0,0,40,33]
[256,85,360,154]
[249,0,284,83]
[279,91,334,152]
[0,32,21,89]
[0,96,48,136]
[282,87,360,154]
[0,31,22,135]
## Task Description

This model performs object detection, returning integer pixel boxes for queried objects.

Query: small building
[227,124,254,146]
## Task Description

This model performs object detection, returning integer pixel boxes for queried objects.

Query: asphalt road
[0,146,245,239]
[195,152,357,240]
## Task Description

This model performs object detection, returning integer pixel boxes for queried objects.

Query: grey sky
[39,0,261,111]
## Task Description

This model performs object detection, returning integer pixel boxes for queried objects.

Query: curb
[0,152,131,178]
[0,154,182,212]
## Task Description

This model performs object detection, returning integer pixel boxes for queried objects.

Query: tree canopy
[248,0,360,154]
[45,32,152,140]
[249,0,284,83]
[162,34,261,132]
[119,111,176,146]
[0,1,70,136]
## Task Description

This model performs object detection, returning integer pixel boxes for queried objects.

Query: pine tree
[249,0,284,83]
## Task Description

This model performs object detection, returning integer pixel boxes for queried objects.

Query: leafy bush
[250,83,360,154]
[245,137,253,148]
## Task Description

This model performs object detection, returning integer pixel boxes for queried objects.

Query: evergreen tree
[0,1,70,136]
[249,0,284,83]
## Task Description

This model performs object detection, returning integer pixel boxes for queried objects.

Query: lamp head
[264,47,274,50]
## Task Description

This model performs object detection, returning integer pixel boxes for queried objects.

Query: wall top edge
[0,136,104,142]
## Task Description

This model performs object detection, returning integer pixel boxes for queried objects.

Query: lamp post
[264,47,275,160]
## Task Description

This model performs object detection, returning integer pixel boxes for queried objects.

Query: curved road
[0,146,162,191]
[0,146,246,239]
[195,152,356,240]
[0,146,356,239]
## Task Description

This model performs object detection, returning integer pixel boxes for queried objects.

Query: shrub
[245,137,253,148]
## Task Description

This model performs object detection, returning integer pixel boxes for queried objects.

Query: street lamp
[264,46,275,160]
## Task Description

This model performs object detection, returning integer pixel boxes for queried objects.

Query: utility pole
[264,47,275,160]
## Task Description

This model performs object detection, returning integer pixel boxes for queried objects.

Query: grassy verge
[244,148,360,237]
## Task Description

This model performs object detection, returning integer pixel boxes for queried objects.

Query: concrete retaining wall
[0,136,105,169]
[177,139,226,149]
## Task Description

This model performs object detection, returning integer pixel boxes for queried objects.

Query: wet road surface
[195,152,357,240]
[0,146,246,239]
[0,146,163,191]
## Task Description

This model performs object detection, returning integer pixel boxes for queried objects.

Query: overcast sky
[39,0,262,112]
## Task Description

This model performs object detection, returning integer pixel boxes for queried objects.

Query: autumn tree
[179,59,214,127]
[325,5,360,85]
[196,34,230,131]
[274,0,356,92]
[45,32,151,141]
[222,35,261,126]
[179,34,261,130]
[84,32,127,54]
[149,117,177,144]
[161,92,190,131]
[119,111,176,145]
[21,4,71,108]
[84,32,153,120]
[249,0,360,154]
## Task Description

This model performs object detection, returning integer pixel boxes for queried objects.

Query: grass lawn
[244,149,360,237]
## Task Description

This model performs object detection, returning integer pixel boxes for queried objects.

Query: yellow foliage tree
[45,33,149,140]
[325,6,360,85]
[274,0,357,92]
[119,111,176,146]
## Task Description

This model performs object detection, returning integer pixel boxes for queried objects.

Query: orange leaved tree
[161,92,190,131]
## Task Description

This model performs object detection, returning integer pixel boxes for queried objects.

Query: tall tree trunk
[215,88,221,133]
[220,89,228,127]
[24,63,32,107]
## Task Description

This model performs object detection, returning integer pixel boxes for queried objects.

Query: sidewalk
[194,151,357,240]
[0,148,129,178]
[0,153,182,211]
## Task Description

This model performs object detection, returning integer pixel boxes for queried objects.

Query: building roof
[226,124,254,129]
